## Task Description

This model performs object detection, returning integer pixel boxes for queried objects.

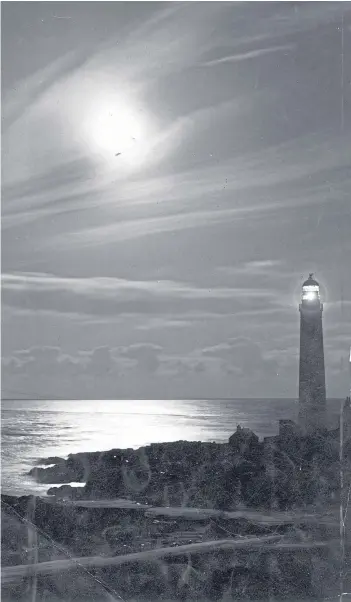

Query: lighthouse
[298,274,326,433]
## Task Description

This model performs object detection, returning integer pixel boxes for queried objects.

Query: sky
[2,2,351,401]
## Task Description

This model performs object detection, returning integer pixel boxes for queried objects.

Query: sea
[1,398,342,497]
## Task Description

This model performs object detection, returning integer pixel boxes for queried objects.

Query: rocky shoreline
[28,421,343,510]
[1,491,345,601]
[2,418,350,600]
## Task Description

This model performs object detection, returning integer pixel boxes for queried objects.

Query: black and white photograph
[1,2,351,600]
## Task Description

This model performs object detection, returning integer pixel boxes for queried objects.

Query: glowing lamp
[302,285,319,302]
[301,274,321,305]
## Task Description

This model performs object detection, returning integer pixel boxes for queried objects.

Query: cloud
[2,0,350,270]
[3,157,97,206]
[2,3,350,401]
[1,3,226,193]
[1,342,163,399]
[78,346,117,377]
[116,343,162,373]
[2,50,89,129]
[201,336,278,377]
[202,44,294,67]
[3,319,349,399]
[217,259,285,278]
[0,4,189,128]
[2,271,279,319]
[2,271,275,299]
[2,346,88,399]
[160,356,208,377]
[3,2,348,224]
[7,127,345,247]
[136,318,193,331]
[1,339,273,400]
[87,3,220,84]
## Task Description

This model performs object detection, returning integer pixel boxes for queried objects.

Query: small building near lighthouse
[298,273,327,433]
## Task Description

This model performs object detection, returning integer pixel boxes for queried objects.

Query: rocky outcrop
[1,493,345,601]
[5,414,350,601]
[28,452,93,483]
[28,422,343,512]
[46,485,83,499]
[36,456,66,466]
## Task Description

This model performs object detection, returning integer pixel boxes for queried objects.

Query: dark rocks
[2,491,346,601]
[46,485,83,499]
[28,451,94,484]
[36,456,65,466]
[25,421,339,510]
[28,464,84,484]
[27,418,345,513]
[5,408,351,601]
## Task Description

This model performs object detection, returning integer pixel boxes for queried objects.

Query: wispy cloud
[2,1,349,242]
[54,207,261,248]
[2,272,275,300]
[3,124,349,233]
[2,271,279,320]
[1,4,223,178]
[202,44,294,67]
[2,50,89,129]
[2,2,350,399]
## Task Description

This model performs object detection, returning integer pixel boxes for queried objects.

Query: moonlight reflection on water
[2,398,341,497]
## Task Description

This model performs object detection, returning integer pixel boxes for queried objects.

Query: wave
[1,429,50,437]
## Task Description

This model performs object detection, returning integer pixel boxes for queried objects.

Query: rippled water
[1,398,341,496]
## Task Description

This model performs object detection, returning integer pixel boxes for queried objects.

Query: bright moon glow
[81,93,151,168]
[91,107,140,155]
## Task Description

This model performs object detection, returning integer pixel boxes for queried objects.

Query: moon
[90,105,140,155]
[80,92,151,168]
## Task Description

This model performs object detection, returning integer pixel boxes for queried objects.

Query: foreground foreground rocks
[3,418,350,600]
[1,493,345,601]
[29,422,344,511]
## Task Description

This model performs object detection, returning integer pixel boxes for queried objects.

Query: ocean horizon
[1,398,342,497]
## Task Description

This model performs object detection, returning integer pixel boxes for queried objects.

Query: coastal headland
[28,421,344,509]
[2,420,350,601]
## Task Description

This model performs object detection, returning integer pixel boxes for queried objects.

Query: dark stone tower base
[298,274,326,433]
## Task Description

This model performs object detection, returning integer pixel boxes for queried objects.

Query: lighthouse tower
[298,274,326,433]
